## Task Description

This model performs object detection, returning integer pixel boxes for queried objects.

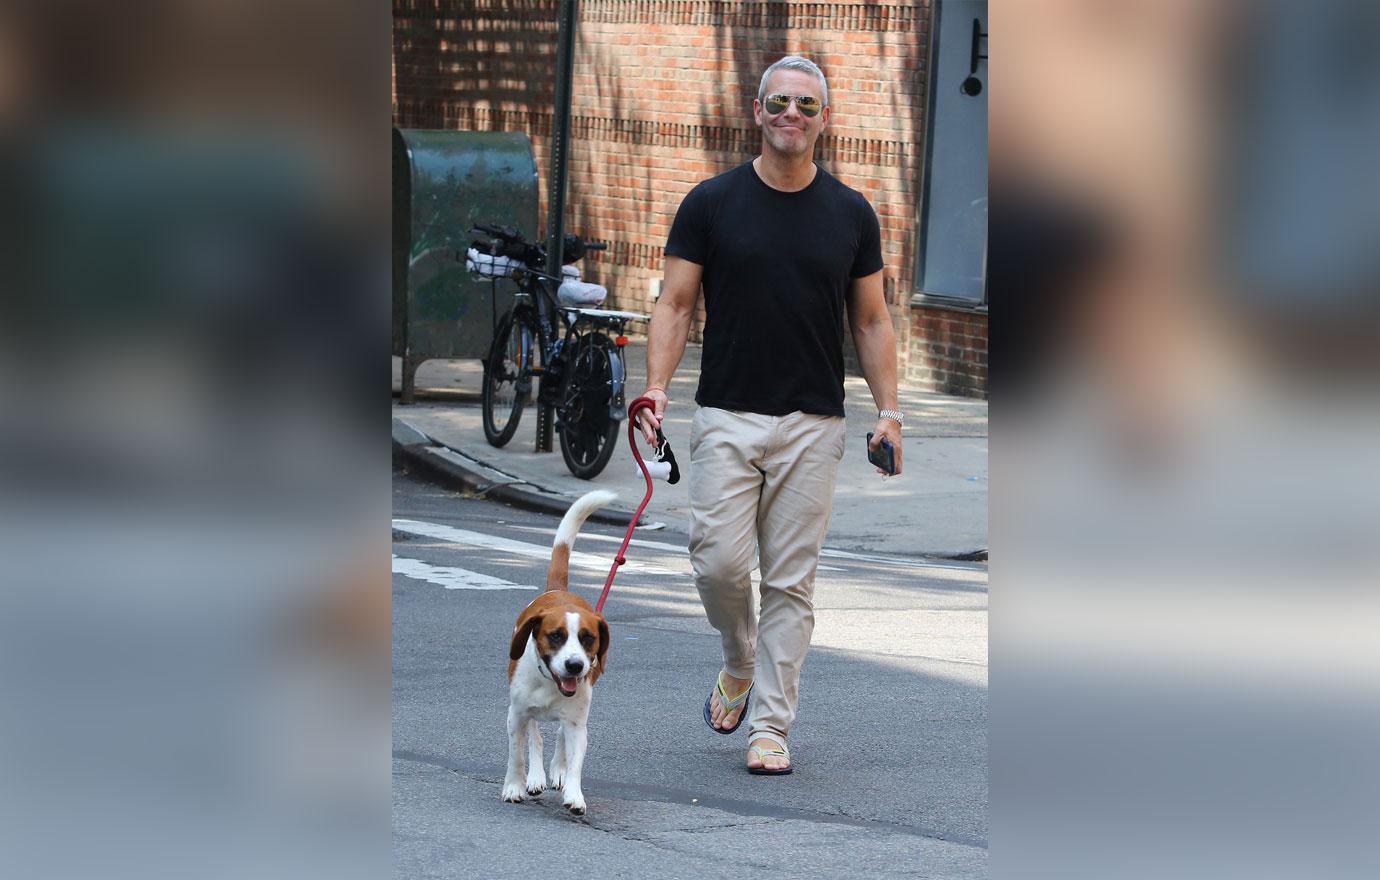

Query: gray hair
[757,55,829,106]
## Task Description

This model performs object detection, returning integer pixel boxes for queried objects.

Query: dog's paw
[548,767,566,790]
[501,782,525,803]
[525,778,546,797]
[563,794,586,816]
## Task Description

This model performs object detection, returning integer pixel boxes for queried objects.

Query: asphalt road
[392,469,988,879]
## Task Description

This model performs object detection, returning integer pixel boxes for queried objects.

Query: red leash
[595,396,669,614]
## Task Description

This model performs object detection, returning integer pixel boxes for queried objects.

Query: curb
[949,549,989,562]
[392,418,645,527]
[391,417,987,561]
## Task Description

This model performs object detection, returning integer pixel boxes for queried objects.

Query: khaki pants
[688,406,846,744]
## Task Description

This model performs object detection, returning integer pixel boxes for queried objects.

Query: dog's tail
[546,490,617,592]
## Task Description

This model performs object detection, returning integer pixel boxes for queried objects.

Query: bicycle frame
[515,267,630,423]
[473,223,643,477]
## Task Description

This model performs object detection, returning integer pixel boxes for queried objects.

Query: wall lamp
[962,18,987,96]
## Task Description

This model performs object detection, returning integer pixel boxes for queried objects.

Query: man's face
[754,69,830,158]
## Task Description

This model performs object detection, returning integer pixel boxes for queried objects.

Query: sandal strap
[715,672,752,709]
[748,739,789,759]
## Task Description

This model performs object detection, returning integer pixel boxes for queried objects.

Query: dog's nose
[564,658,585,675]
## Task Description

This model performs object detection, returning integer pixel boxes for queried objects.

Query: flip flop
[746,739,793,776]
[702,671,752,735]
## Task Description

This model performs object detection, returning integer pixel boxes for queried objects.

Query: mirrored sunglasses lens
[765,96,789,114]
[796,98,820,117]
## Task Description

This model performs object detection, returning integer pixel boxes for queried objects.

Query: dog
[502,489,615,815]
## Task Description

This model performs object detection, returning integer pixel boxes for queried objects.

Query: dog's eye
[548,628,566,644]
[579,630,595,649]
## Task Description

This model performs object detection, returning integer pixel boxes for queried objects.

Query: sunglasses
[762,93,823,118]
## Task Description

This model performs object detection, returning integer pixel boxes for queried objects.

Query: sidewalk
[392,341,987,558]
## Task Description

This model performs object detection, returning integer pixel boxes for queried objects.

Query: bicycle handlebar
[470,223,520,240]
[469,223,611,265]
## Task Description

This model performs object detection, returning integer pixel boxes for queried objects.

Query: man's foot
[707,670,752,731]
[746,737,792,775]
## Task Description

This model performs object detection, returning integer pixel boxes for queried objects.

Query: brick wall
[909,303,987,399]
[393,0,987,398]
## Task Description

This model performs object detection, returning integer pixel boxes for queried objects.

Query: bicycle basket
[466,245,519,279]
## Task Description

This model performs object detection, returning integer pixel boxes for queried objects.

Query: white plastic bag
[558,279,607,307]
[465,247,518,278]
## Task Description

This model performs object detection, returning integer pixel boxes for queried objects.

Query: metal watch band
[879,409,904,425]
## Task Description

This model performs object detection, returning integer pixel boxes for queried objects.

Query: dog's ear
[586,615,610,685]
[510,613,541,661]
[595,616,610,670]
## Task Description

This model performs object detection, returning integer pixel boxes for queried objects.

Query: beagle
[502,489,615,815]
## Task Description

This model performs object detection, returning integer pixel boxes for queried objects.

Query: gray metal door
[917,0,988,302]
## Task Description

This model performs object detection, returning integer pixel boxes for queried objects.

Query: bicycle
[466,223,647,480]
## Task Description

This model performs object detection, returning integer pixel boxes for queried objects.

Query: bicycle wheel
[482,309,534,447]
[557,333,623,479]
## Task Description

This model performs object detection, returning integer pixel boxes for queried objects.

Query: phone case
[865,432,897,475]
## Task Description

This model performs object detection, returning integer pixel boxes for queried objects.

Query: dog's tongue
[558,676,579,696]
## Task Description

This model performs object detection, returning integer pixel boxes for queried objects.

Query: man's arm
[636,255,703,445]
[845,269,903,475]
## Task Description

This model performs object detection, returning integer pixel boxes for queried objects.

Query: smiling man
[637,55,902,775]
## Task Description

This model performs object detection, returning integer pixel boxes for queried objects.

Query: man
[636,55,904,775]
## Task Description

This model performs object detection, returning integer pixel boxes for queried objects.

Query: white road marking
[391,519,682,576]
[498,525,979,572]
[507,525,687,555]
[818,547,984,571]
[504,525,847,571]
[392,555,533,591]
[392,520,943,583]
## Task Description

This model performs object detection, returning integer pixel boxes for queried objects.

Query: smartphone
[865,432,897,476]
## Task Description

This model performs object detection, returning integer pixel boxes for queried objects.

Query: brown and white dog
[502,489,615,815]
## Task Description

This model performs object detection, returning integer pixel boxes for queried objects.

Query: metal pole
[536,0,578,454]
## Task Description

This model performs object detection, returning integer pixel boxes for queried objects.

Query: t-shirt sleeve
[850,197,884,278]
[664,183,710,264]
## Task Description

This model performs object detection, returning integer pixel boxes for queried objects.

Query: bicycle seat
[558,278,607,308]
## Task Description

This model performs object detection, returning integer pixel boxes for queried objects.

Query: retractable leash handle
[595,396,678,614]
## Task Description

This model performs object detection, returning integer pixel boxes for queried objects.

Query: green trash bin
[392,129,539,403]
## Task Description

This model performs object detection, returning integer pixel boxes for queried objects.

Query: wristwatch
[879,409,905,426]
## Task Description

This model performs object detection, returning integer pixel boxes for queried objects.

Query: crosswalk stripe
[498,525,969,573]
[392,555,534,591]
[507,525,848,573]
[506,524,692,559]
[390,519,682,576]
[818,547,983,571]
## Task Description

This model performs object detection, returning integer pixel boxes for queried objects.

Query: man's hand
[636,386,669,448]
[868,418,903,476]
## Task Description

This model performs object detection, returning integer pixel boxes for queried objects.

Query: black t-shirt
[665,161,883,417]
